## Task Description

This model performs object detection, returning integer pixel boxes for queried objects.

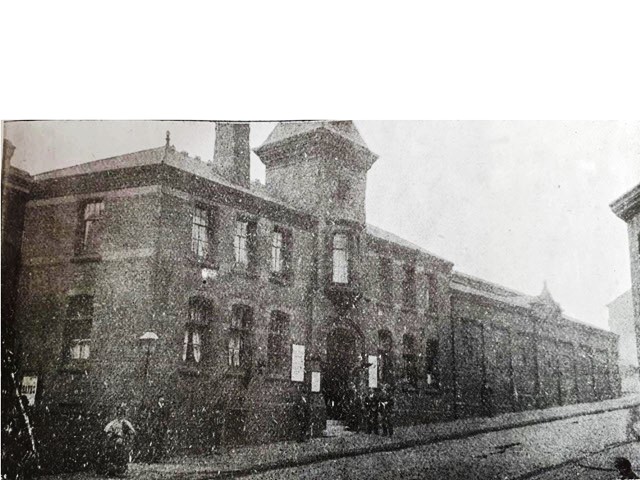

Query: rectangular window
[402,264,416,308]
[65,295,93,360]
[229,305,253,368]
[183,300,208,364]
[332,233,349,284]
[268,311,289,372]
[427,273,437,312]
[379,257,393,304]
[191,206,212,260]
[271,227,293,278]
[271,230,283,273]
[80,201,104,252]
[425,339,439,387]
[234,220,257,268]
[403,334,418,387]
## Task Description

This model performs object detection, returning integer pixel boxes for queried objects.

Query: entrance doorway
[323,327,359,420]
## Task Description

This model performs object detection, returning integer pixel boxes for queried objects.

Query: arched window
[64,295,93,361]
[183,298,210,364]
[425,338,439,387]
[229,304,253,368]
[378,329,394,385]
[332,233,349,284]
[403,333,418,387]
[268,311,290,372]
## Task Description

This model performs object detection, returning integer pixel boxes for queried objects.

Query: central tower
[254,121,378,224]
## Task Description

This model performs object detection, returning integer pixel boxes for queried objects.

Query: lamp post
[139,332,159,401]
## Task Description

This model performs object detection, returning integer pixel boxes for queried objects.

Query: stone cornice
[610,183,640,222]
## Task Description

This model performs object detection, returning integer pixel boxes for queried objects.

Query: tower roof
[257,121,372,152]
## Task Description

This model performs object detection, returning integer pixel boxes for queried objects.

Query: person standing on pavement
[379,384,394,437]
[148,396,170,463]
[102,403,136,477]
[365,389,379,435]
[295,387,311,443]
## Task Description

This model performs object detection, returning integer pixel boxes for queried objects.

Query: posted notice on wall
[311,371,321,392]
[291,344,305,382]
[21,376,38,406]
[368,355,378,388]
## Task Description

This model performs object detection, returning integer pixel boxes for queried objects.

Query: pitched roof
[258,121,371,151]
[366,223,450,264]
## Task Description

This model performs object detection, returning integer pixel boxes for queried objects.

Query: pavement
[40,394,640,479]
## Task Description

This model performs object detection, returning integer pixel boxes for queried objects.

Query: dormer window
[332,233,349,283]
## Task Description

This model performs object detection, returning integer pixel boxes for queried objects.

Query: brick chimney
[213,122,250,188]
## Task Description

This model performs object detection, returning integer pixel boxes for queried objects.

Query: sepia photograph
[2,2,640,479]
[2,120,639,479]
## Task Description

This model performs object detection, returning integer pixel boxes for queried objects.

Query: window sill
[269,272,293,286]
[187,255,219,270]
[424,386,442,395]
[178,364,204,376]
[58,361,91,374]
[71,253,102,264]
[232,263,259,278]
[225,367,251,377]
[265,372,289,381]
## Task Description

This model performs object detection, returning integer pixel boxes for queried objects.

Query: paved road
[244,408,640,480]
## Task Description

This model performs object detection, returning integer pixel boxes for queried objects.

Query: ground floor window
[229,304,253,368]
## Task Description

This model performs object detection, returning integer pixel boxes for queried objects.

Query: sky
[3,120,639,330]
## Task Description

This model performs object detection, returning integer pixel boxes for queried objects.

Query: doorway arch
[323,327,360,420]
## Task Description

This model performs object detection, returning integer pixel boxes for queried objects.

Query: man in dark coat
[148,397,170,462]
[295,389,311,442]
[379,384,394,437]
[364,389,379,435]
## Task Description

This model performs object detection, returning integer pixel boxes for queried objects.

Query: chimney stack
[213,122,250,189]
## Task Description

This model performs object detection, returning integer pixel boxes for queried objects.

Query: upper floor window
[271,227,293,277]
[268,311,290,372]
[427,273,437,312]
[379,257,393,304]
[229,304,253,368]
[64,295,93,361]
[80,201,104,252]
[402,264,416,309]
[191,206,213,260]
[425,338,439,387]
[234,219,257,268]
[332,233,349,284]
[183,299,209,364]
[403,334,418,387]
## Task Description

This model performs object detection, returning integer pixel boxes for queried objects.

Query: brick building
[6,122,620,454]
[611,184,640,368]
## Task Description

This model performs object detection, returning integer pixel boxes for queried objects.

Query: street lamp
[139,332,159,378]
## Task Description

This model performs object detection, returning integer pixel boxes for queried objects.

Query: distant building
[611,184,640,368]
[5,122,620,454]
[607,290,639,392]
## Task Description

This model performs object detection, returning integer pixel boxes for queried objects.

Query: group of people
[344,383,395,436]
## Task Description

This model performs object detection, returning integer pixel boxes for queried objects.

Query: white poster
[311,371,321,392]
[291,344,305,382]
[368,355,378,388]
[21,376,38,406]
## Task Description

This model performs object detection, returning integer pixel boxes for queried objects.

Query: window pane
[193,331,201,363]
[82,202,104,251]
[271,231,283,272]
[191,207,210,258]
[333,233,349,283]
[234,221,248,265]
[183,330,189,361]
